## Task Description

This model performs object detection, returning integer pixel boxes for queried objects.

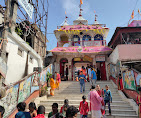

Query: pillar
[80,37,83,46]
[68,58,72,81]
[68,38,72,47]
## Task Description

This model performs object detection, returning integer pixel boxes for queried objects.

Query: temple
[51,8,112,80]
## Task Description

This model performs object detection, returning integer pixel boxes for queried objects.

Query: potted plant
[46,72,52,87]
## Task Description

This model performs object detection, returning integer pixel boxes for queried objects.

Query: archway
[60,35,69,47]
[60,58,68,80]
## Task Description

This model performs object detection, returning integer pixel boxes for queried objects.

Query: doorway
[60,58,68,80]
[96,62,107,80]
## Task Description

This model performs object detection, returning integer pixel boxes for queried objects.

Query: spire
[62,11,69,26]
[94,12,99,24]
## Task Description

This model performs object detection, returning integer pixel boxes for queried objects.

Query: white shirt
[88,68,91,77]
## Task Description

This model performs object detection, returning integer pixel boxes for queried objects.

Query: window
[72,35,80,46]
[94,34,103,40]
[29,56,33,63]
[17,48,23,57]
[82,35,91,41]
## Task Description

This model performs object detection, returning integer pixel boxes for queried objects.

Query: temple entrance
[72,57,92,80]
[60,58,68,80]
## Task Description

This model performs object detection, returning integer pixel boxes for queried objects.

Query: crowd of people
[0,84,112,118]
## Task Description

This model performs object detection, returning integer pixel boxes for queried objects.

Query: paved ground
[35,81,138,118]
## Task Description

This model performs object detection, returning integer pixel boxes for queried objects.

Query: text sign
[18,0,33,19]
[96,55,105,62]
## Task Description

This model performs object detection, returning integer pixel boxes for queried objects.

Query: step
[40,101,129,107]
[105,109,136,115]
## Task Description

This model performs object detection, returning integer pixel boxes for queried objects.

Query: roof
[108,27,141,46]
[128,20,141,27]
[55,25,108,31]
[118,44,141,61]
[50,46,112,54]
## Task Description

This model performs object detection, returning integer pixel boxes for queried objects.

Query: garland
[58,29,106,35]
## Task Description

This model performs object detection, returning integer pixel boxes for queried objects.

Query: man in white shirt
[88,66,91,83]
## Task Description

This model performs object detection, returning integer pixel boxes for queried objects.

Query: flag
[138,9,140,14]
[131,10,134,19]
[94,10,96,14]
[80,0,83,4]
[65,11,66,15]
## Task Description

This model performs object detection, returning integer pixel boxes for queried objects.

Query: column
[80,37,83,46]
[68,38,72,47]
[68,58,72,81]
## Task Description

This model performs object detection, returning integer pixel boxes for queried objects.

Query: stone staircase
[35,81,138,118]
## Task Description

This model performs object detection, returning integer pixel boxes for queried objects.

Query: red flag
[80,0,83,4]
[94,10,96,14]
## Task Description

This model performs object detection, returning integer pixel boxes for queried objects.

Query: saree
[56,73,61,89]
[50,78,55,96]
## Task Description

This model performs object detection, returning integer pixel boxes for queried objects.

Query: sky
[46,0,141,51]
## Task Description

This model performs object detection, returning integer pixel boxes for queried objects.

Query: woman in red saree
[118,74,123,90]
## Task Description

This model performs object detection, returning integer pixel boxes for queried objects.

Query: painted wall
[5,32,43,84]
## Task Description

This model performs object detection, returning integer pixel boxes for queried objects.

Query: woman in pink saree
[55,72,61,90]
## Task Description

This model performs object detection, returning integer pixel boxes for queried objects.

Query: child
[60,99,69,118]
[104,85,112,116]
[29,102,37,118]
[78,71,87,93]
[136,87,141,118]
[15,102,31,118]
[79,95,89,118]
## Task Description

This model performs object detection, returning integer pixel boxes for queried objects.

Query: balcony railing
[57,40,106,47]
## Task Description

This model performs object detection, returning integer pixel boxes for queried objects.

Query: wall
[108,46,119,64]
[5,32,43,84]
[0,64,52,118]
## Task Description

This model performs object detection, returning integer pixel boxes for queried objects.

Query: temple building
[51,8,112,80]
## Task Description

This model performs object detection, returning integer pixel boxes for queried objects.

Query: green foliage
[15,27,23,36]
[46,71,52,81]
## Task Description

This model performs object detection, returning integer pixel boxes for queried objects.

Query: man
[66,65,68,81]
[66,106,79,118]
[88,66,91,82]
[90,68,97,86]
[34,105,46,118]
[48,103,59,118]
[96,85,104,97]
[88,85,102,118]
[0,105,5,118]
[78,71,87,93]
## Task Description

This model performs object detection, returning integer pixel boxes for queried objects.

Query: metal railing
[58,40,106,47]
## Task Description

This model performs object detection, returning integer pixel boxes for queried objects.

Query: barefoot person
[104,85,112,116]
[55,72,61,90]
[88,85,102,118]
[79,95,89,118]
[78,71,87,93]
[50,76,56,96]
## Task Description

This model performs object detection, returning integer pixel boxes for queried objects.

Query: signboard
[18,0,33,19]
[96,55,105,62]
[83,55,93,62]
[74,58,81,61]
[123,70,136,90]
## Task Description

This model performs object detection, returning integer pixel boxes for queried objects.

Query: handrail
[0,64,52,118]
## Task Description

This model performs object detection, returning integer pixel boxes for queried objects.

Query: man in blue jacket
[78,71,87,93]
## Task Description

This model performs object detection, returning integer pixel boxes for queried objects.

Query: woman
[50,76,56,96]
[118,74,123,90]
[55,72,61,90]
[29,102,37,118]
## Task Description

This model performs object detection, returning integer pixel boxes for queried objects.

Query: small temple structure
[51,6,112,80]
